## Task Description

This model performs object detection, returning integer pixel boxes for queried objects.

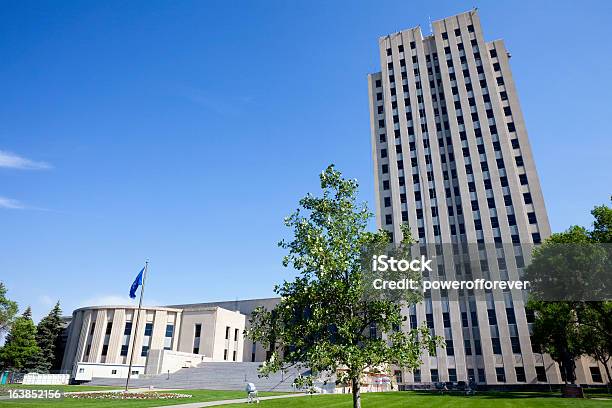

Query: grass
[0,389,610,407]
[1,385,114,392]
[221,390,612,408]
[0,387,287,407]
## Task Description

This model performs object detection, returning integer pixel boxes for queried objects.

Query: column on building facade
[172,311,182,351]
[88,309,108,363]
[74,310,92,364]
[106,308,126,364]
[60,310,83,371]
[149,310,168,352]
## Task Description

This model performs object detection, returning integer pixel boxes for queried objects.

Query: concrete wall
[22,374,70,385]
[73,362,145,382]
[175,306,245,361]
[61,304,247,379]
[168,297,279,363]
[146,349,212,375]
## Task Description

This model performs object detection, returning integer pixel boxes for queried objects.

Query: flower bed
[66,391,192,400]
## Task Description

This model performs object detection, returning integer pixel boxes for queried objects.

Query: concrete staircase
[88,362,311,392]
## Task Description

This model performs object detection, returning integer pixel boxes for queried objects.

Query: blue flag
[129,267,145,299]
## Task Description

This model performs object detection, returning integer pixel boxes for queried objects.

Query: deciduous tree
[579,305,612,388]
[527,199,612,386]
[248,165,441,408]
[0,282,18,337]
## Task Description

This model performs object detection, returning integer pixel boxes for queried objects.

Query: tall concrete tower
[366,10,595,386]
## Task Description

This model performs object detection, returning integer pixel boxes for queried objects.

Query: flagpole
[125,261,148,392]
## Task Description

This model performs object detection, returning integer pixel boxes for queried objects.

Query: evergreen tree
[33,302,63,373]
[21,306,32,319]
[0,307,41,371]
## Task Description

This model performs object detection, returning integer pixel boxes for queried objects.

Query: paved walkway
[151,393,310,408]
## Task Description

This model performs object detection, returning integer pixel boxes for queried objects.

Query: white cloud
[0,196,50,211]
[0,196,25,209]
[0,150,51,170]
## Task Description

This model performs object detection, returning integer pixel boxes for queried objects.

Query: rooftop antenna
[428,16,433,35]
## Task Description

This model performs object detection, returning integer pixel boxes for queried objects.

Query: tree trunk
[603,362,612,394]
[351,377,361,408]
[560,349,576,384]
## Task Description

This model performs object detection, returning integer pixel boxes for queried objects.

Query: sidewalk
[151,393,310,408]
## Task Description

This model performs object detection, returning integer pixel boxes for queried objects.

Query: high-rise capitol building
[368,10,606,386]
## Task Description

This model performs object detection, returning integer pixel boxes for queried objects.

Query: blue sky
[1,0,610,322]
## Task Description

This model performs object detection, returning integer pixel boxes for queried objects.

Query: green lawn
[0,389,610,407]
[0,388,287,407]
[1,385,114,392]
[221,391,612,408]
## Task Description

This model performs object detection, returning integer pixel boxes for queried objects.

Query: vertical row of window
[120,321,132,356]
[251,341,257,362]
[193,323,202,354]
[101,321,112,358]
[527,310,550,382]
[438,37,508,242]
[377,36,432,237]
[84,321,96,358]
[489,47,541,244]
[223,326,240,361]
[461,302,482,357]
[164,324,174,350]
[141,322,153,357]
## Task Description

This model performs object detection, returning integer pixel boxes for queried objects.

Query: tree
[524,225,607,302]
[528,301,583,384]
[526,227,591,384]
[579,304,612,388]
[0,307,41,371]
[0,282,18,337]
[248,165,441,408]
[526,199,612,386]
[580,200,612,388]
[33,302,63,373]
[580,200,612,352]
[590,198,612,244]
